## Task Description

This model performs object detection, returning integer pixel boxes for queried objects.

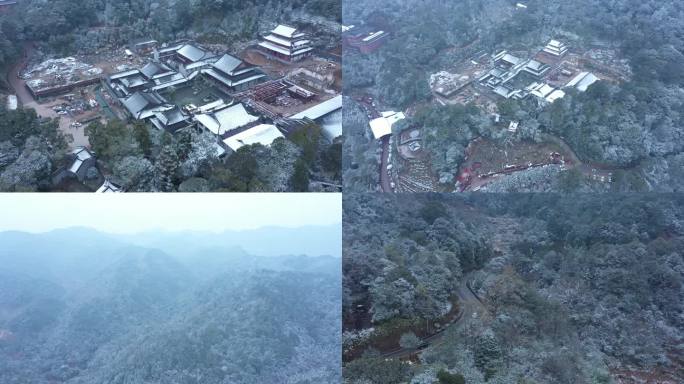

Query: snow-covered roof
[528,82,555,98]
[508,121,519,132]
[122,91,167,119]
[213,143,227,157]
[223,124,284,151]
[141,62,172,79]
[203,68,265,88]
[494,51,522,66]
[7,95,17,110]
[272,24,298,38]
[213,53,245,75]
[320,109,342,141]
[177,44,211,62]
[545,89,566,103]
[69,159,84,174]
[152,107,189,127]
[547,39,564,48]
[150,72,195,92]
[290,95,343,120]
[120,74,148,89]
[566,72,599,92]
[543,39,569,56]
[69,147,93,174]
[195,103,259,136]
[264,34,295,47]
[72,147,93,161]
[258,41,313,56]
[198,99,227,113]
[363,31,385,42]
[96,180,122,193]
[526,59,546,71]
[194,114,221,135]
[369,111,405,139]
[110,69,141,80]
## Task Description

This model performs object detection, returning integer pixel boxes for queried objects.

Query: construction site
[8,44,140,148]
[455,138,569,191]
[233,58,341,120]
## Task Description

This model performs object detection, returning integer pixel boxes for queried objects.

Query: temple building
[68,147,97,182]
[157,43,215,68]
[493,51,524,70]
[108,62,179,97]
[258,24,313,63]
[527,82,565,103]
[121,91,171,120]
[350,30,389,54]
[543,40,569,57]
[203,53,266,92]
[222,124,285,152]
[522,59,550,77]
[566,72,599,92]
[96,180,123,193]
[149,106,192,133]
[194,103,260,137]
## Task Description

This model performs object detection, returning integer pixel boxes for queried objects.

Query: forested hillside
[0,228,341,384]
[0,108,69,191]
[343,0,684,192]
[8,0,340,57]
[343,193,684,384]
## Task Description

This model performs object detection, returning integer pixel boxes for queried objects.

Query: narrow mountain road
[380,136,392,192]
[381,278,487,359]
[6,42,34,106]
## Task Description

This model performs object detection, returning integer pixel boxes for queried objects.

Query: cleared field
[461,138,566,175]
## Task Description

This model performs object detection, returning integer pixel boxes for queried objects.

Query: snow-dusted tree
[474,329,503,380]
[399,331,421,349]
[156,145,180,192]
[0,137,52,191]
[112,155,155,192]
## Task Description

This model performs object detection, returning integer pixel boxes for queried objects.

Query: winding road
[381,278,487,359]
[380,136,392,192]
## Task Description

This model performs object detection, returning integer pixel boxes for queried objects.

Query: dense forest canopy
[343,193,684,384]
[14,0,340,54]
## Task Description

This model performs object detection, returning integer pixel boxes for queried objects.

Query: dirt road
[382,278,487,359]
[461,134,619,191]
[380,136,393,192]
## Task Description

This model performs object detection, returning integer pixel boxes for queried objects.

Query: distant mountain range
[0,223,341,257]
[121,224,343,258]
[0,227,341,384]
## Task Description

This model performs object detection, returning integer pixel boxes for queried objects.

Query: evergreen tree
[436,369,466,384]
[474,329,503,381]
[156,145,179,192]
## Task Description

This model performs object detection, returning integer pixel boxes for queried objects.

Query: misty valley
[0,227,341,384]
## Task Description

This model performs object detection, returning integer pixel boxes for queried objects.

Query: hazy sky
[0,194,341,233]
